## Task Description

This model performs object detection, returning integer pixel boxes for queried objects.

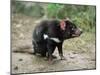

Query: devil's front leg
[47,40,56,63]
[57,42,65,60]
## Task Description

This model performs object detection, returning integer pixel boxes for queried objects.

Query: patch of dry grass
[63,32,95,52]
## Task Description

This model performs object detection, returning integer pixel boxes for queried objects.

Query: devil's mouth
[72,33,81,37]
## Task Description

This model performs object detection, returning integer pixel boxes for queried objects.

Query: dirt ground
[11,14,96,74]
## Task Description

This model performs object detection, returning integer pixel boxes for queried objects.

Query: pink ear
[60,20,66,30]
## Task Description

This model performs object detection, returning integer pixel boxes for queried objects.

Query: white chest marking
[43,34,49,39]
[43,34,61,43]
[50,38,61,43]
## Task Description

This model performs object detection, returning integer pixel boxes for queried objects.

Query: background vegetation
[12,1,96,32]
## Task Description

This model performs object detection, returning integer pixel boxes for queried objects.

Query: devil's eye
[72,25,77,30]
[72,27,75,31]
[72,28,74,30]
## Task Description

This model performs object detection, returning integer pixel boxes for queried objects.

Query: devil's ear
[60,20,66,30]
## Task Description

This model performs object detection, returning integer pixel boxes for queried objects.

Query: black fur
[32,20,82,61]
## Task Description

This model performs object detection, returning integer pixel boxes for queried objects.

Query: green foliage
[71,6,96,32]
[47,4,96,32]
[12,1,96,32]
[47,4,64,18]
[12,1,44,18]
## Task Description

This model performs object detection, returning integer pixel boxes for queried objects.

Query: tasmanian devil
[32,19,82,62]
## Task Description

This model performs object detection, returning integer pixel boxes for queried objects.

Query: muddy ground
[11,14,96,74]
